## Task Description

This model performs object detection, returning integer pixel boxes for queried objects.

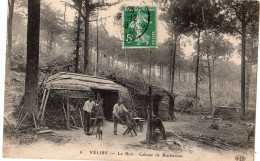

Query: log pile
[214,106,238,120]
[177,132,239,151]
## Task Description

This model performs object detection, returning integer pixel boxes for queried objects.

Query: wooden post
[62,103,67,128]
[32,112,38,129]
[79,108,84,129]
[71,116,77,127]
[37,88,47,120]
[4,117,17,133]
[40,89,50,124]
[16,112,28,131]
[66,93,71,130]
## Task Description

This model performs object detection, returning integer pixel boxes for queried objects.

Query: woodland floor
[2,114,255,161]
[2,71,256,161]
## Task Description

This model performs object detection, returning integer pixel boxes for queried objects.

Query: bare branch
[245,11,258,25]
[232,5,242,22]
[89,15,112,22]
[94,0,123,8]
[67,2,87,22]
[69,0,122,22]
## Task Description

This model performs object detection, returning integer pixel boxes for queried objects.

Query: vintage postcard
[2,0,259,161]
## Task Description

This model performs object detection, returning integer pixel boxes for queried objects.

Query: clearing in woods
[3,71,255,160]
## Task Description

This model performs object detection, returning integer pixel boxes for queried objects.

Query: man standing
[113,99,128,135]
[83,97,98,135]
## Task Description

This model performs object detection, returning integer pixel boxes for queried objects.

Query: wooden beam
[37,88,47,120]
[16,112,28,131]
[70,116,77,127]
[68,96,90,99]
[66,93,71,130]
[4,117,17,133]
[40,89,50,125]
[61,103,68,129]
[32,112,38,129]
[79,108,84,129]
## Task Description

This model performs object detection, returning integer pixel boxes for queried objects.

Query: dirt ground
[2,71,255,161]
[3,113,255,161]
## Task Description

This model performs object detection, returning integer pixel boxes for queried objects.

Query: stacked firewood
[177,132,239,151]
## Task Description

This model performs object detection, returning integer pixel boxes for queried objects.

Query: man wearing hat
[112,99,129,135]
[83,96,99,135]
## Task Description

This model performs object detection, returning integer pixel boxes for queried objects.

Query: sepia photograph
[2,0,259,160]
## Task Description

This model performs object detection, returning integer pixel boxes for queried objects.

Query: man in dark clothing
[151,114,166,140]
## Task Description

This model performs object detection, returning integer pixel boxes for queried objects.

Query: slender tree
[159,0,192,94]
[6,0,15,84]
[70,0,122,74]
[24,0,40,114]
[40,3,64,51]
[201,33,234,114]
[245,22,258,108]
[73,0,83,73]
[223,0,259,119]
[188,0,224,109]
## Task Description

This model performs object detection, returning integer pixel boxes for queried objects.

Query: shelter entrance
[94,89,119,120]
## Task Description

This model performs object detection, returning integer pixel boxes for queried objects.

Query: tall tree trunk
[53,41,56,52]
[160,65,163,79]
[161,65,164,78]
[46,30,49,46]
[24,0,40,114]
[158,66,160,78]
[169,33,174,91]
[178,70,181,82]
[6,0,15,84]
[75,7,82,73]
[127,56,130,70]
[139,62,143,74]
[212,59,215,89]
[171,33,178,93]
[206,50,213,115]
[95,17,99,76]
[195,30,200,109]
[49,31,53,50]
[231,81,234,92]
[168,66,172,91]
[245,62,252,109]
[124,50,127,69]
[241,18,246,119]
[107,56,109,67]
[152,65,155,77]
[83,0,90,74]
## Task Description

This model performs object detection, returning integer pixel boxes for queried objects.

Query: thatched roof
[107,74,177,98]
[41,72,133,110]
[42,72,128,92]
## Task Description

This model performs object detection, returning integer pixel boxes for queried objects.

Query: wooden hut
[38,72,133,130]
[107,74,177,121]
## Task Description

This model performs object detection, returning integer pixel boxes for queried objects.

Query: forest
[6,0,258,119]
[3,0,259,159]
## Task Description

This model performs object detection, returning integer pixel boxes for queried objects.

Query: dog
[96,125,103,140]
[97,117,104,126]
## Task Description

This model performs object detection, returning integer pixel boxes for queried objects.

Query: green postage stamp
[123,6,157,48]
